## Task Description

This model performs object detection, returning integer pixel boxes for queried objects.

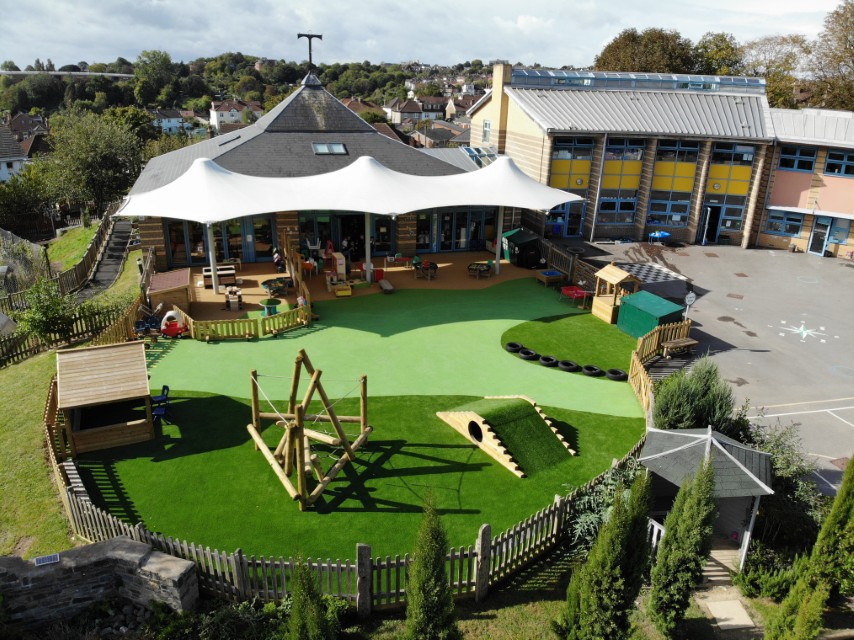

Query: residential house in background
[341,97,385,120]
[7,113,48,141]
[0,125,26,182]
[445,95,477,121]
[384,98,423,124]
[209,98,264,132]
[149,109,192,135]
[417,96,448,121]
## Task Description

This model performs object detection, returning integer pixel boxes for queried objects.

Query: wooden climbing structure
[247,349,372,510]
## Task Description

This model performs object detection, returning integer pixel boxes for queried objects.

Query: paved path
[74,219,132,303]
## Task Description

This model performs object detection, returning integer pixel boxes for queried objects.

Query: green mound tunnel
[436,396,575,478]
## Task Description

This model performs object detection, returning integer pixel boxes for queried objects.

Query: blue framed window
[597,198,636,224]
[829,218,851,244]
[604,137,645,161]
[712,142,754,166]
[648,191,691,226]
[552,137,594,160]
[765,210,804,236]
[655,139,699,162]
[825,149,854,176]
[778,146,816,172]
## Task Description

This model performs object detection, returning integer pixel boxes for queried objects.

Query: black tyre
[540,355,558,367]
[606,368,628,381]
[558,360,581,372]
[582,364,604,377]
[519,348,539,360]
[505,341,524,353]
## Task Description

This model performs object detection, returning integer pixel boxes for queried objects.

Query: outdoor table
[536,270,564,287]
[560,285,592,309]
[414,261,438,280]
[261,277,292,296]
[259,298,281,316]
[648,230,671,244]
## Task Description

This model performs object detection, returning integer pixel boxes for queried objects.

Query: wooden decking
[702,538,741,586]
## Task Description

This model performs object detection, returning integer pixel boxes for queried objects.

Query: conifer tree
[288,557,331,640]
[648,461,716,637]
[404,495,459,640]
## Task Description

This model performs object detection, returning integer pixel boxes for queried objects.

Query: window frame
[778,146,816,173]
[828,218,851,245]
[765,210,804,237]
[824,148,854,177]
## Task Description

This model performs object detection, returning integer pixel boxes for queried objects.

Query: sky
[3,0,842,70]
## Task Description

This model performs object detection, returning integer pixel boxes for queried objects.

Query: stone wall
[0,537,198,629]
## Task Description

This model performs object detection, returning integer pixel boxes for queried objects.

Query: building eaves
[770,107,854,150]
[506,87,773,141]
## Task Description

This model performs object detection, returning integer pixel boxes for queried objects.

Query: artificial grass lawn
[502,312,637,372]
[452,398,569,475]
[77,392,644,560]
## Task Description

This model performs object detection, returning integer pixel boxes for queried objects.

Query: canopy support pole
[494,206,504,276]
[364,212,372,283]
[206,223,220,294]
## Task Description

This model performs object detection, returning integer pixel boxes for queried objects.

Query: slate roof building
[639,427,773,570]
[133,74,509,271]
[468,64,854,257]
[0,125,26,183]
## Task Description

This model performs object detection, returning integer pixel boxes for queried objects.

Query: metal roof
[770,108,854,150]
[510,68,766,95]
[639,427,773,498]
[131,76,461,195]
[506,87,773,140]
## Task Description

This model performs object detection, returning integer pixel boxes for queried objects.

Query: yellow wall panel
[551,160,571,174]
[569,175,589,188]
[727,180,750,196]
[708,165,731,180]
[673,177,694,192]
[570,160,592,174]
[620,175,641,189]
[675,163,696,178]
[730,166,752,181]
[601,175,621,189]
[622,160,643,175]
[652,176,674,190]
[603,160,623,174]
[654,162,676,176]
[550,175,570,189]
[706,178,725,193]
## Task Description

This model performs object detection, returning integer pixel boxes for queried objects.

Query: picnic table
[661,337,698,358]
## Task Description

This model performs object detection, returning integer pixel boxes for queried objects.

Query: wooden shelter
[148,268,195,312]
[591,262,642,324]
[56,342,155,455]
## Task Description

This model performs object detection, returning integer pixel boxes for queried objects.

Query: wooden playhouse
[55,342,155,455]
[591,262,642,324]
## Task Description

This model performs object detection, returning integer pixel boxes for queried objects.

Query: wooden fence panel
[193,318,258,342]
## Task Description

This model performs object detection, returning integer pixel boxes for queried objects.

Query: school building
[468,64,854,257]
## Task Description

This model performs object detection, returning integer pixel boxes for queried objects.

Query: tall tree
[741,34,810,108]
[648,461,717,637]
[404,495,459,640]
[134,50,173,106]
[807,0,854,110]
[554,474,651,640]
[103,105,158,143]
[693,32,744,75]
[43,109,142,216]
[594,28,696,73]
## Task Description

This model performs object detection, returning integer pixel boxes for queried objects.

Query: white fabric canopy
[117,155,580,221]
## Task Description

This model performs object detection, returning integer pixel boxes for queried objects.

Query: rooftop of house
[0,125,26,160]
[131,73,461,195]
[211,99,264,113]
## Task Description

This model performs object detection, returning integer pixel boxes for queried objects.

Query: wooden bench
[378,279,394,294]
[202,266,237,288]
[661,337,698,359]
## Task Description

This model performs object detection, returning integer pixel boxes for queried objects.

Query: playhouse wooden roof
[56,342,150,409]
[594,263,641,286]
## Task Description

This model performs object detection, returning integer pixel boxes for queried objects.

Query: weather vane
[297,33,323,69]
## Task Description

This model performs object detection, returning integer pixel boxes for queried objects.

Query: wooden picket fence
[628,319,692,414]
[52,431,645,613]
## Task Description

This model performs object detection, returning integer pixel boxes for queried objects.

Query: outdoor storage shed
[617,290,684,338]
[148,268,195,313]
[502,228,541,269]
[56,342,155,455]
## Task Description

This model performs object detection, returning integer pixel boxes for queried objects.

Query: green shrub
[648,460,716,637]
[15,277,77,343]
[765,575,830,640]
[288,558,332,640]
[734,543,807,601]
[404,495,460,640]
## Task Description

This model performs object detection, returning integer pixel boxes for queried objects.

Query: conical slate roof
[131,75,461,195]
[639,427,773,498]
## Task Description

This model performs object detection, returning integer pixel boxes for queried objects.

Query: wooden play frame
[247,349,372,510]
